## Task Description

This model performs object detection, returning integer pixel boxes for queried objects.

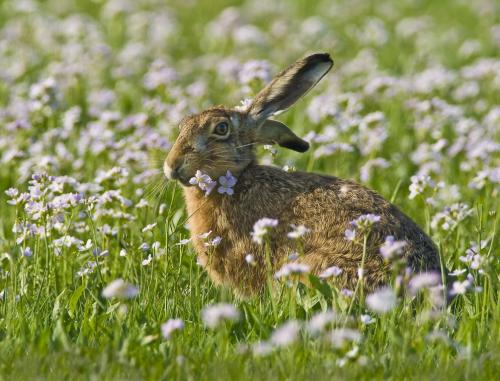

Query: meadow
[0,0,499,379]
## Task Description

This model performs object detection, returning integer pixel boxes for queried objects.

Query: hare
[164,53,442,296]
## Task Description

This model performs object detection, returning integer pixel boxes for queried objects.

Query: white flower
[119,249,127,257]
[198,231,212,239]
[78,239,93,252]
[142,223,157,232]
[234,98,253,112]
[102,279,139,299]
[161,318,184,339]
[366,287,397,313]
[408,174,436,199]
[142,254,153,266]
[201,303,240,328]
[287,224,310,239]
[274,263,310,279]
[270,320,301,347]
[176,238,192,245]
[319,265,343,279]
[245,254,256,265]
[251,217,278,244]
[450,279,471,295]
[217,170,237,195]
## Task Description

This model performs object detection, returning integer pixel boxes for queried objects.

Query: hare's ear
[256,119,309,152]
[248,53,333,122]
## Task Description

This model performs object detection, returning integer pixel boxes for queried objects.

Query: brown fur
[164,53,442,296]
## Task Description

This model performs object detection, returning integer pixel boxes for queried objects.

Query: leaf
[308,274,333,300]
[52,290,66,321]
[67,283,86,318]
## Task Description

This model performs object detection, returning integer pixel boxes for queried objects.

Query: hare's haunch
[164,53,441,295]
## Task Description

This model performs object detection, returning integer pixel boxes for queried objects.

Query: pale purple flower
[351,214,381,229]
[201,303,240,328]
[139,242,150,252]
[408,272,442,295]
[330,328,362,349]
[204,236,222,247]
[360,314,376,325]
[341,288,354,297]
[270,320,301,347]
[319,266,343,279]
[21,246,33,257]
[366,287,397,313]
[161,318,184,339]
[274,263,310,279]
[217,170,237,195]
[189,170,217,196]
[307,310,338,334]
[251,217,278,244]
[344,229,356,241]
[379,236,407,260]
[102,279,139,299]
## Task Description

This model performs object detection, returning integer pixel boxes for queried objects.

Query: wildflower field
[0,0,499,379]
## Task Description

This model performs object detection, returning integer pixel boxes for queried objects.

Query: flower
[189,170,217,196]
[270,321,301,347]
[351,214,381,229]
[142,223,157,232]
[408,174,437,199]
[142,254,153,266]
[366,287,397,313]
[307,310,338,334]
[287,224,310,239]
[217,170,237,195]
[102,279,139,299]
[274,263,310,279]
[344,229,356,241]
[201,303,240,329]
[319,266,343,278]
[251,217,278,244]
[204,236,222,247]
[176,238,192,246]
[360,314,376,325]
[161,318,184,339]
[379,236,407,260]
[329,328,362,349]
[245,254,256,265]
[21,247,33,257]
[408,272,442,295]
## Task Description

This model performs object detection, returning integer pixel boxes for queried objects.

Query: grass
[0,0,499,380]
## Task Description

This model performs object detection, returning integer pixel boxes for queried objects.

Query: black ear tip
[280,139,310,153]
[307,53,334,66]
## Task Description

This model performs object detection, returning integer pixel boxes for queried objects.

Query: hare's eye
[213,122,229,137]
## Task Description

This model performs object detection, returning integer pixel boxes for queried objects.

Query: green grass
[0,0,499,380]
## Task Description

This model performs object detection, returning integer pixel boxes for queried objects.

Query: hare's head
[164,53,333,185]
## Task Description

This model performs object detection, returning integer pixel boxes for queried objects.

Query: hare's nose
[163,161,180,180]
